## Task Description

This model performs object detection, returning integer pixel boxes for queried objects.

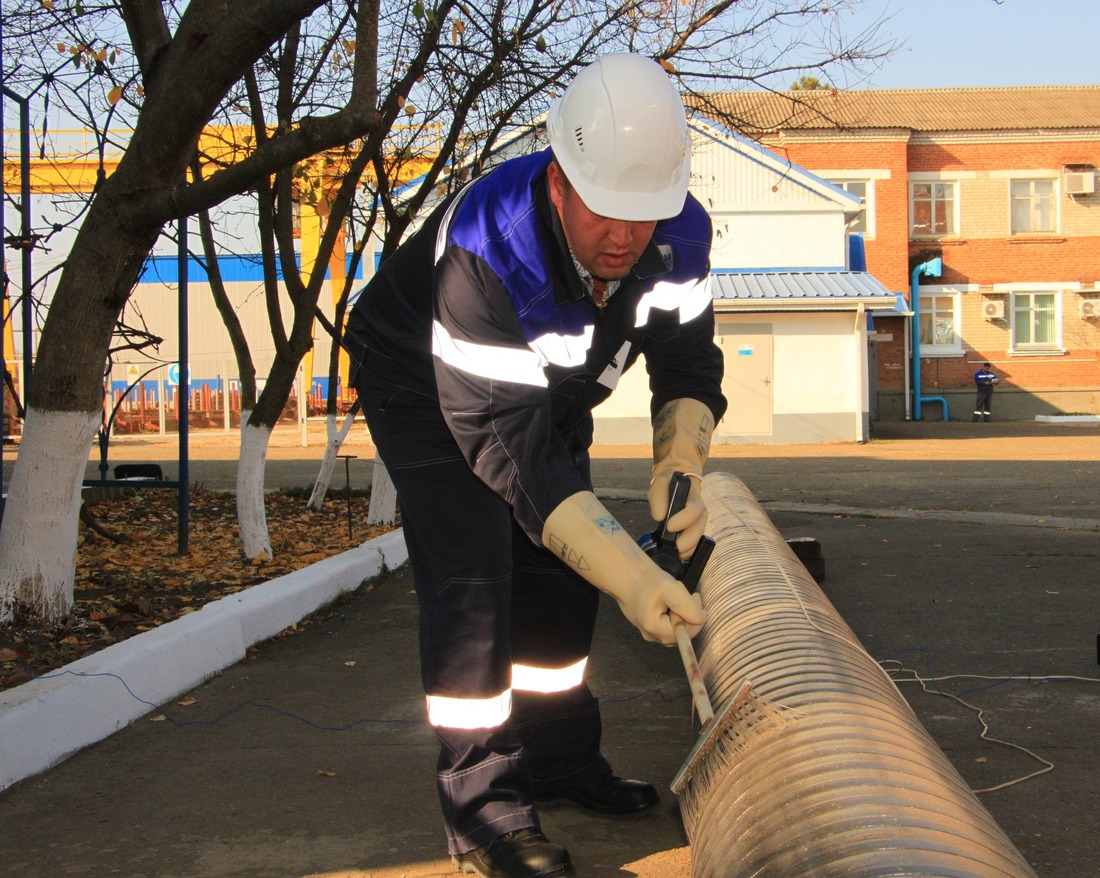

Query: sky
[818,0,1100,89]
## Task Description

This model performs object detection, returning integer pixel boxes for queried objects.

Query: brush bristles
[673,682,798,837]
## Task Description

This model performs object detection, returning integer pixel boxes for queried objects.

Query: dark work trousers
[356,374,611,855]
[975,385,993,419]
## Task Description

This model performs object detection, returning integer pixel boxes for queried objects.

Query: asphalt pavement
[1,419,1098,877]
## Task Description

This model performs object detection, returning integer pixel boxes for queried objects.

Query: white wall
[591,310,870,445]
[709,210,850,271]
[771,313,859,415]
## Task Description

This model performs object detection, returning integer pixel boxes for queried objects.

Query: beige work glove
[542,490,705,645]
[648,398,715,561]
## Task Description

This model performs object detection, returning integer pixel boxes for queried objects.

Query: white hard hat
[547,53,691,222]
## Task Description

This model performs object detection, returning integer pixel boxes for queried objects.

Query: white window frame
[993,283,1073,354]
[1010,178,1058,235]
[909,179,959,238]
[818,170,889,240]
[832,179,873,238]
[992,170,1061,237]
[915,286,967,357]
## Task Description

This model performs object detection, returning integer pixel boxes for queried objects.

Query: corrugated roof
[711,271,897,308]
[697,87,1100,134]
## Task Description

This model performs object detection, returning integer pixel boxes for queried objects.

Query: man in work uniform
[973,362,998,422]
[344,54,727,878]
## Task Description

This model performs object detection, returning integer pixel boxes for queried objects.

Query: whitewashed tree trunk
[0,408,101,622]
[236,411,274,560]
[367,459,398,526]
[307,409,360,511]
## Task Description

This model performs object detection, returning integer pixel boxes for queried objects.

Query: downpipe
[683,471,1038,878]
[911,259,950,422]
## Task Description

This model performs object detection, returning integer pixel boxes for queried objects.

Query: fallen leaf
[1,667,31,686]
[318,769,337,777]
[177,696,197,706]
[150,714,167,722]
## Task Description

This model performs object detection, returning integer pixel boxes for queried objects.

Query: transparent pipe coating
[680,471,1038,878]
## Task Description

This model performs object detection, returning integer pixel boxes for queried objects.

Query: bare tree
[0,0,432,619]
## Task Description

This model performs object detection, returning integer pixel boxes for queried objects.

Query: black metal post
[177,217,189,554]
[338,454,356,542]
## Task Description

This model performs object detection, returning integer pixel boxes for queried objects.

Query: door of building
[715,322,773,438]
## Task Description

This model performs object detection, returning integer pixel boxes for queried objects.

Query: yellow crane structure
[2,124,440,416]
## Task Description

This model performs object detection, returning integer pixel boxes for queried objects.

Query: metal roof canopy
[710,271,900,311]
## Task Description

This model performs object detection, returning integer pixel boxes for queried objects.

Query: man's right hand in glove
[542,490,705,645]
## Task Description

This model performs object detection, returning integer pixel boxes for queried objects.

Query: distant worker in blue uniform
[344,54,727,878]
[973,362,999,422]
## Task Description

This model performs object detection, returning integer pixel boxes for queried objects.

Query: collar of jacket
[535,171,673,308]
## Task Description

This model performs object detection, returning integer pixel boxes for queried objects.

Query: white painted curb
[1035,414,1100,424]
[0,529,409,793]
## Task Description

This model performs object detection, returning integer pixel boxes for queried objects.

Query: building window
[916,289,963,356]
[1010,179,1055,234]
[832,179,869,235]
[1011,292,1059,350]
[910,181,955,237]
[919,294,955,346]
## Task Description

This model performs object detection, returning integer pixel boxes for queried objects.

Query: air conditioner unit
[1064,171,1095,195]
[983,299,1005,320]
[1081,300,1100,318]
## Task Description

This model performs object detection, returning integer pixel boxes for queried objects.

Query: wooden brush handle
[672,612,715,727]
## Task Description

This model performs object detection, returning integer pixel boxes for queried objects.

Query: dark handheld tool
[638,471,715,591]
[639,471,720,727]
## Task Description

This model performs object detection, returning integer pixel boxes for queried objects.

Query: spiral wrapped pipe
[681,471,1038,878]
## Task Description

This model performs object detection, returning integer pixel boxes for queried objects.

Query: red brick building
[709,87,1100,421]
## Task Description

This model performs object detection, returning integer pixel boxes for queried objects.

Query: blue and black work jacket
[345,148,726,542]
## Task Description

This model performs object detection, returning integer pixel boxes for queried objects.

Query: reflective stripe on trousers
[424,658,587,728]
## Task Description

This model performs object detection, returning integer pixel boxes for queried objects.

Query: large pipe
[682,471,1037,878]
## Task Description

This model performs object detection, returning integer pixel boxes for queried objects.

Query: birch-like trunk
[236,411,274,559]
[0,408,101,621]
[307,409,360,511]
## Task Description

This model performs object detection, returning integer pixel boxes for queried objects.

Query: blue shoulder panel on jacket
[444,151,575,344]
[651,195,712,283]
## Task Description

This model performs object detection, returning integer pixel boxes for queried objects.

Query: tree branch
[117,0,172,80]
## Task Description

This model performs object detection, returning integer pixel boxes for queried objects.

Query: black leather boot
[452,828,574,878]
[535,774,659,816]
